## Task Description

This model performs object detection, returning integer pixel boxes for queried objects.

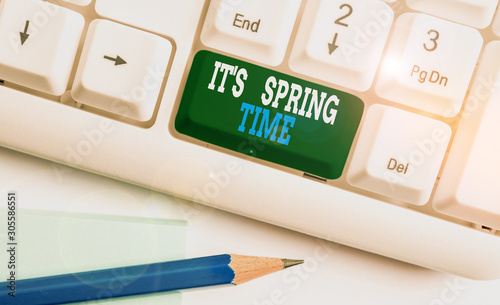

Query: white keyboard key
[433,41,500,231]
[200,0,301,66]
[375,13,482,117]
[71,20,172,122]
[347,105,451,205]
[406,0,498,29]
[60,0,92,6]
[0,0,84,96]
[289,0,394,91]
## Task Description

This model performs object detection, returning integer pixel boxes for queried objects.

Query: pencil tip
[282,259,304,269]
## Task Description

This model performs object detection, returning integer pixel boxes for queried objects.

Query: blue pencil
[0,254,303,305]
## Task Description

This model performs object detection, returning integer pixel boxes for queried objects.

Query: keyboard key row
[202,1,483,118]
[0,0,171,122]
[0,0,488,123]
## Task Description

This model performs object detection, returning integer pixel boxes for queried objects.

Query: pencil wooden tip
[282,259,304,269]
[229,255,304,285]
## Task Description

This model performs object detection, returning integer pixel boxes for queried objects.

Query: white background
[1,146,499,305]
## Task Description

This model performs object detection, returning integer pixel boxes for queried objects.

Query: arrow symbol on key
[328,33,339,55]
[20,20,30,45]
[103,55,127,66]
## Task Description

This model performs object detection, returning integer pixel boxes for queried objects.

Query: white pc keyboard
[1,0,500,280]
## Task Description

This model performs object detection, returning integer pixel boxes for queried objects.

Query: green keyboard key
[175,51,364,179]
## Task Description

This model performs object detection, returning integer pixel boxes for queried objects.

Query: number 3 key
[375,13,482,117]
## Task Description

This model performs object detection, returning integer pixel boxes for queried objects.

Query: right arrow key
[72,19,172,122]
